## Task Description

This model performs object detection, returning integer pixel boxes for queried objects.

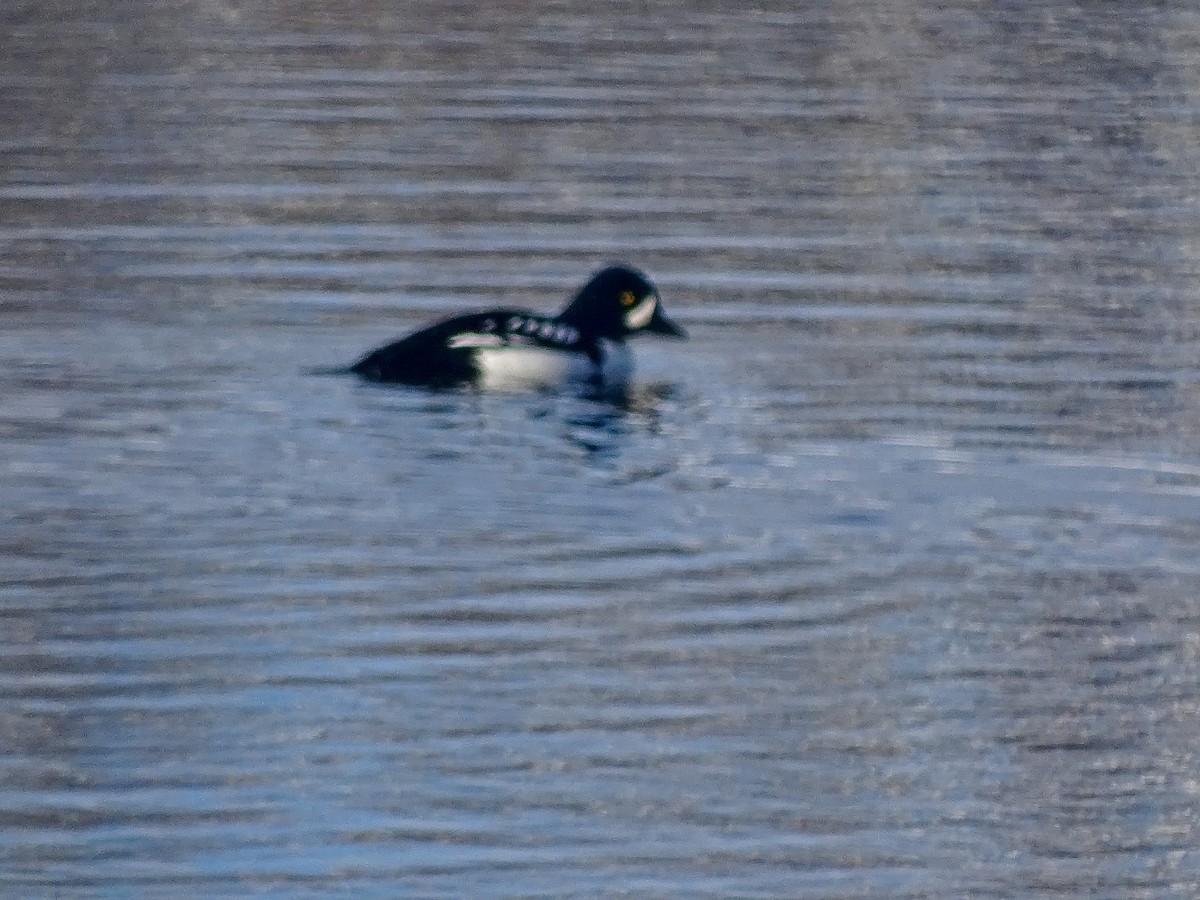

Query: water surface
[4,1,1200,897]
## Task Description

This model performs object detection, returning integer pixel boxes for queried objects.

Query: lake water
[4,1,1200,897]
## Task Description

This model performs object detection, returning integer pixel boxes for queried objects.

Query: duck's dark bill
[648,306,687,338]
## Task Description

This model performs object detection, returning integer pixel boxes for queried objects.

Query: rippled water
[4,2,1200,897]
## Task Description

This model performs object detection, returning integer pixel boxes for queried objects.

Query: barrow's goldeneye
[348,264,685,389]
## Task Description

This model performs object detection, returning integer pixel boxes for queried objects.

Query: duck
[348,264,686,389]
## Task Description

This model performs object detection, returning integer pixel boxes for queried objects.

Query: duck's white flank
[475,339,631,391]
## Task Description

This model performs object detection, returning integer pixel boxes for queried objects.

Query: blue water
[3,2,1200,896]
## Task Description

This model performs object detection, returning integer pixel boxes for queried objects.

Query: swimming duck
[348,264,685,389]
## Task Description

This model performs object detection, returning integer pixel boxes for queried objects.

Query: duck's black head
[555,264,686,342]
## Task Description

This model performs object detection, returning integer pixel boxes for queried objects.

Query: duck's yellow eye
[620,291,637,307]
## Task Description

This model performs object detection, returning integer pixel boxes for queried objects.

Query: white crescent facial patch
[623,295,657,330]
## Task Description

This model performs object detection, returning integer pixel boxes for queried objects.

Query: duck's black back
[350,307,590,385]
[348,310,509,384]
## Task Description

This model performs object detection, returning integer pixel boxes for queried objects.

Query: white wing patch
[623,295,656,330]
[447,332,506,349]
